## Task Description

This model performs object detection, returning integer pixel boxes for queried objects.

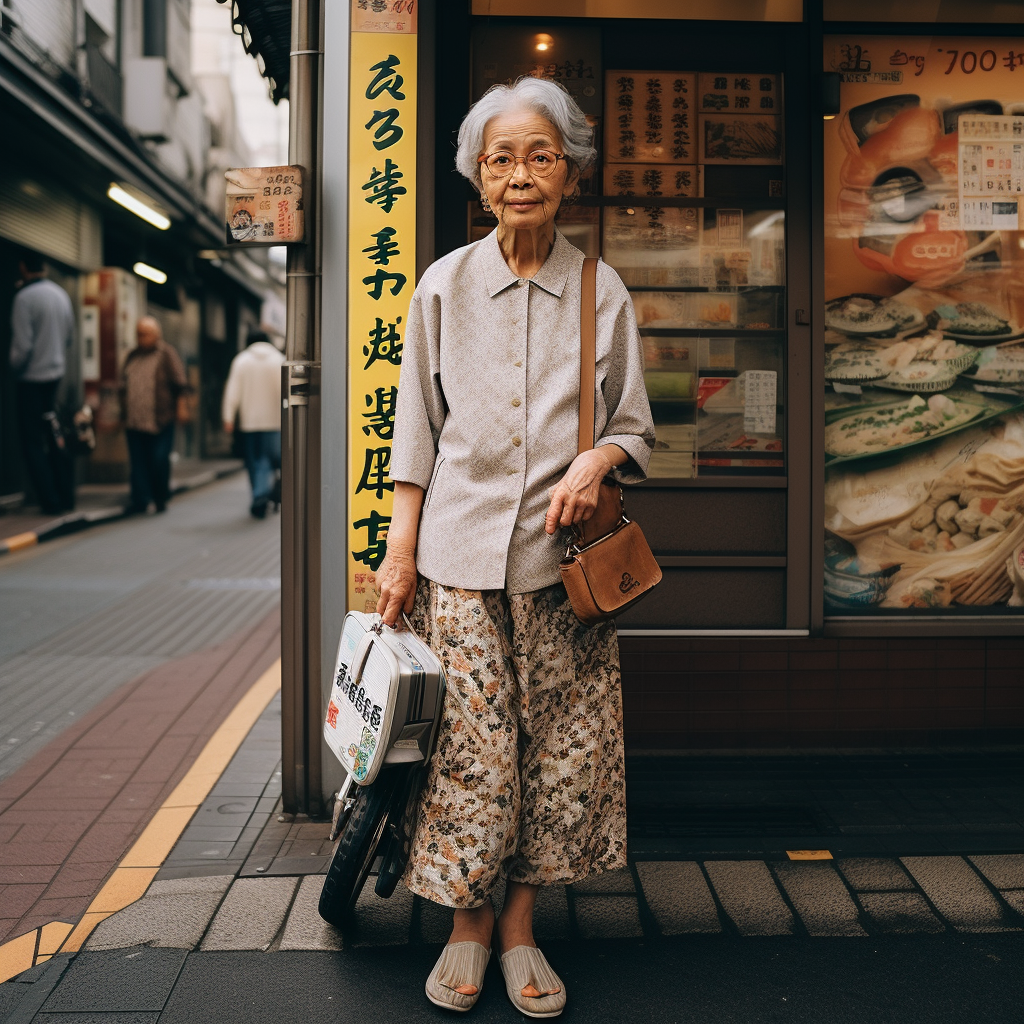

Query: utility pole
[281,0,323,817]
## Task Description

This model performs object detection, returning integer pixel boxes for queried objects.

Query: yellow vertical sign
[347,21,416,612]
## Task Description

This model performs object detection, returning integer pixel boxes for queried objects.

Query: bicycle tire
[318,778,393,927]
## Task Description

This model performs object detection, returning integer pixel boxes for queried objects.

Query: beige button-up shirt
[391,228,655,593]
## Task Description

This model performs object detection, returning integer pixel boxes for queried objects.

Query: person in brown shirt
[121,317,187,513]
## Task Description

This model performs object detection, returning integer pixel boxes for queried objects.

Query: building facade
[219,1,1024,812]
[0,0,284,500]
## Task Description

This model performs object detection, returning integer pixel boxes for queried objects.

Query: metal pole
[281,0,323,817]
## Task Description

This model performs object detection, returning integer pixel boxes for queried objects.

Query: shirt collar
[481,228,577,299]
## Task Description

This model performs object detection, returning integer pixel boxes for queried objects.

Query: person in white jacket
[222,329,286,518]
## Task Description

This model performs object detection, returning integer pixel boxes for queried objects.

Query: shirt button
[511,398,521,407]
[514,361,522,367]
[512,436,521,447]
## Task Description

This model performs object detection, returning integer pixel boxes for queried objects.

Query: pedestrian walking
[9,249,74,515]
[374,78,654,1016]
[121,316,188,514]
[221,328,285,518]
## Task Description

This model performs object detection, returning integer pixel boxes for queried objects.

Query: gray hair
[456,77,596,187]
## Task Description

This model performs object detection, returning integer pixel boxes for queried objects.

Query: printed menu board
[822,36,1024,615]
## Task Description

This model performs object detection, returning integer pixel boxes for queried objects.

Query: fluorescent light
[133,261,167,284]
[108,184,170,230]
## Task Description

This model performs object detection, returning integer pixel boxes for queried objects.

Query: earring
[564,184,581,206]
[480,193,493,214]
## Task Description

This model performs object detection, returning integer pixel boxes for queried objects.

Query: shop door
[454,18,814,631]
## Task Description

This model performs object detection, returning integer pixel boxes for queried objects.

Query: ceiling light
[534,33,553,52]
[133,261,168,284]
[108,185,171,230]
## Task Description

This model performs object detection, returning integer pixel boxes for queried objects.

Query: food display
[824,39,1024,614]
[876,361,960,393]
[824,294,925,337]
[823,391,1004,461]
[934,302,1017,341]
[824,344,891,384]
[966,342,1024,385]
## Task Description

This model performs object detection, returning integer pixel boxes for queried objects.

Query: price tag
[743,370,777,434]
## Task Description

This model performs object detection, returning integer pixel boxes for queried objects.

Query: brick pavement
[0,608,279,945]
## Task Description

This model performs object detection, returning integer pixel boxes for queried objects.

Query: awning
[216,0,292,104]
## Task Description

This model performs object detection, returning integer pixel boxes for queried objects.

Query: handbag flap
[576,521,662,613]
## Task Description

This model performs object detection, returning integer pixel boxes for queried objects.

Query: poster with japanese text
[347,23,416,612]
[822,37,1024,616]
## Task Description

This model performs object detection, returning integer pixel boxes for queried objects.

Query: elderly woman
[376,77,654,1016]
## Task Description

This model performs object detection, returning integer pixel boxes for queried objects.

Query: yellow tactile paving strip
[1,532,39,554]
[0,659,281,983]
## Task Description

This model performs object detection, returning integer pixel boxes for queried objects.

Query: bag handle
[578,256,598,456]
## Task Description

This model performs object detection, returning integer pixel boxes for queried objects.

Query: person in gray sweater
[9,250,74,514]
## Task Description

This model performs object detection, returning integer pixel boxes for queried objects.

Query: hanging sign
[224,165,304,245]
[346,4,417,612]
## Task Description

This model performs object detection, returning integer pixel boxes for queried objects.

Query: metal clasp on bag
[565,512,631,557]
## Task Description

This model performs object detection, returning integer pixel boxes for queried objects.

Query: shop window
[470,28,787,483]
[823,34,1024,619]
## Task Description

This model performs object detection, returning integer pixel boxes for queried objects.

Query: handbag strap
[578,257,598,456]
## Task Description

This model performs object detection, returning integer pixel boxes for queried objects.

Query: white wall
[8,0,76,70]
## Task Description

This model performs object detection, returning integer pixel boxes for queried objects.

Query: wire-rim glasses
[478,150,566,178]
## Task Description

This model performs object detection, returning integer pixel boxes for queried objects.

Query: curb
[0,464,244,557]
[0,660,282,982]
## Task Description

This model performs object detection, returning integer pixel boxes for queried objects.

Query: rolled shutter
[0,170,103,271]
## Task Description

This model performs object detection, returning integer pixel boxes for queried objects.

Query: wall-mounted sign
[346,20,417,612]
[224,165,304,245]
[351,0,416,34]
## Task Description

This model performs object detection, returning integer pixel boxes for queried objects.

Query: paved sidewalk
[0,474,282,972]
[0,608,279,948]
[52,694,1024,953]
[1,692,1023,1020]
[0,458,243,555]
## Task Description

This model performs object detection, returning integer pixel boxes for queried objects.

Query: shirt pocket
[423,456,445,509]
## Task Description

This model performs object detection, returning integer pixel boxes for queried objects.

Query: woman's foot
[498,947,565,1018]
[425,942,491,1012]
[445,901,494,995]
[495,883,560,1002]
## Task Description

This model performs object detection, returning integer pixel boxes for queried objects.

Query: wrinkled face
[136,318,161,351]
[478,110,578,232]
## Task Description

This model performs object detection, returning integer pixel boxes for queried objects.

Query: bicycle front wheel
[318,775,394,927]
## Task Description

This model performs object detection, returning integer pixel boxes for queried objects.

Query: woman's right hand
[375,545,418,628]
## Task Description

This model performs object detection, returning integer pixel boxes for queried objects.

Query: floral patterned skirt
[402,576,627,909]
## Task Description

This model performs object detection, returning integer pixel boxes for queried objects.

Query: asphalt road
[14,934,1023,1024]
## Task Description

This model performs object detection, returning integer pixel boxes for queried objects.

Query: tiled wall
[619,636,1024,750]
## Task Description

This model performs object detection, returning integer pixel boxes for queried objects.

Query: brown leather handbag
[559,257,662,626]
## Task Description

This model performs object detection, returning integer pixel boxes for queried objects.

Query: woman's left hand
[544,448,615,535]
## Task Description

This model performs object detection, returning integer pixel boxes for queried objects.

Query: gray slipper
[498,945,566,1018]
[425,941,491,1012]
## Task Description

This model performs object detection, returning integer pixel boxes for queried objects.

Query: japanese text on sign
[347,27,417,611]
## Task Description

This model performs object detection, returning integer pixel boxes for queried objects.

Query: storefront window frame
[816,14,1024,636]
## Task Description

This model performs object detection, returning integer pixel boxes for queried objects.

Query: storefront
[317,0,1024,764]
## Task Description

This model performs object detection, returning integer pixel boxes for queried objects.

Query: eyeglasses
[478,149,566,178]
